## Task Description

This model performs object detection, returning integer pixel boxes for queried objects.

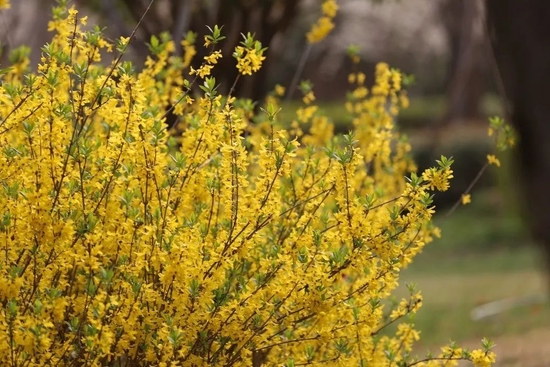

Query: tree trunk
[99,0,300,101]
[486,0,550,271]
[441,0,487,124]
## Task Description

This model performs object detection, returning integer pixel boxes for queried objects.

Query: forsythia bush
[0,1,496,366]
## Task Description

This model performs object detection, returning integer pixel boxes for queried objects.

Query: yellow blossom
[274,84,285,97]
[307,16,335,44]
[234,46,266,75]
[182,41,197,68]
[119,36,130,48]
[204,50,222,64]
[296,105,318,123]
[461,194,471,205]
[471,350,496,367]
[357,72,366,85]
[307,0,338,44]
[487,154,501,167]
[322,0,338,17]
[400,92,410,108]
[303,91,316,104]
[422,167,453,192]
[0,3,494,366]
[190,64,214,78]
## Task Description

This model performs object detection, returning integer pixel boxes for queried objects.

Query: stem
[286,43,313,102]
[444,162,488,219]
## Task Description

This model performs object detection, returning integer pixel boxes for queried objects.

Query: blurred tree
[486,0,550,272]
[439,0,488,124]
[84,0,302,100]
[0,0,54,66]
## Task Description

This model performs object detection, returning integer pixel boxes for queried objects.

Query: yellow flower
[296,106,318,123]
[471,350,496,367]
[307,0,338,44]
[461,194,471,205]
[399,93,410,109]
[302,91,316,105]
[322,0,339,18]
[0,0,9,9]
[306,17,335,44]
[376,62,390,75]
[0,4,493,365]
[235,46,266,75]
[190,64,214,78]
[204,50,222,65]
[274,84,285,97]
[357,72,366,85]
[352,86,368,99]
[422,168,453,192]
[391,70,402,91]
[119,36,130,48]
[487,154,501,167]
[182,41,197,68]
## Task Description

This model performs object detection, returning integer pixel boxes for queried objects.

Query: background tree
[486,0,550,271]
[84,0,301,100]
[439,0,488,124]
[0,0,53,66]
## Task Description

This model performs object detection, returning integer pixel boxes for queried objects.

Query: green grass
[397,259,549,349]
[388,188,549,350]
[408,246,541,275]
[431,194,529,254]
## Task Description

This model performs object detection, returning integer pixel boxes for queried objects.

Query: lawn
[392,189,550,365]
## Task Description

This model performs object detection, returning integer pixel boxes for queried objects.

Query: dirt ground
[460,327,550,367]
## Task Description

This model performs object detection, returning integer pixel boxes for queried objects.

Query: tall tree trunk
[441,0,487,124]
[486,0,550,271]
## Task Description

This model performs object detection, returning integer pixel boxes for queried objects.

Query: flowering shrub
[0,1,497,366]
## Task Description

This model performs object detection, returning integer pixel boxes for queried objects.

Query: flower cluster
[458,116,515,207]
[0,3,495,367]
[306,0,339,44]
[190,25,226,79]
[233,32,267,76]
[181,31,198,69]
[486,116,515,168]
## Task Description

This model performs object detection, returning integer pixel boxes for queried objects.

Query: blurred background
[2,0,548,364]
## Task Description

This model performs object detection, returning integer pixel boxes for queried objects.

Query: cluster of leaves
[0,1,496,366]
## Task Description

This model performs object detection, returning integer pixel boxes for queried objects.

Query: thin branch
[285,43,312,102]
[444,162,488,219]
